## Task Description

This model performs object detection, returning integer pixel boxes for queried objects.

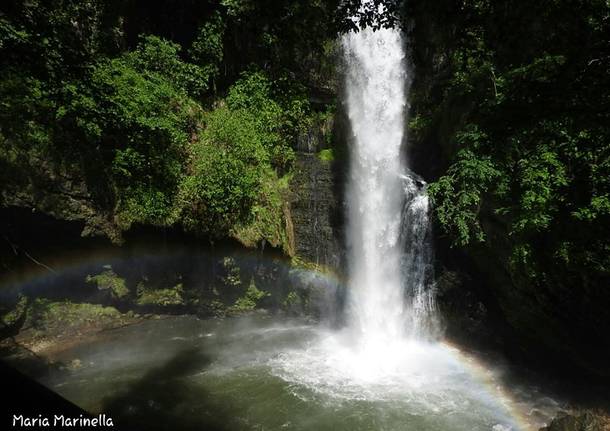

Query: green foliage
[226,71,284,138]
[422,0,610,285]
[60,36,204,227]
[223,69,312,156]
[0,72,53,156]
[408,114,432,134]
[429,126,501,246]
[1,295,28,326]
[136,283,185,307]
[126,35,211,98]
[270,75,313,141]
[232,171,291,250]
[1,0,335,250]
[0,0,122,81]
[220,0,255,17]
[220,257,242,287]
[27,299,125,332]
[446,28,496,97]
[86,269,129,299]
[512,143,568,233]
[175,71,298,243]
[283,291,300,308]
[175,106,269,234]
[0,17,28,50]
[189,14,225,91]
[230,279,268,312]
[317,148,335,163]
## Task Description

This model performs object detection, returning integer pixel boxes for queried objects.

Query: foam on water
[266,329,519,427]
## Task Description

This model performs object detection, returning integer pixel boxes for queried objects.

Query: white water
[268,7,452,396]
[265,8,540,430]
[343,10,437,343]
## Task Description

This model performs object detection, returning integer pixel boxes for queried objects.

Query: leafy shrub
[61,36,203,227]
[429,126,501,246]
[136,283,185,307]
[175,70,299,245]
[425,2,610,286]
[230,280,268,312]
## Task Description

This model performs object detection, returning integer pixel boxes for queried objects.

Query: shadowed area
[101,348,230,431]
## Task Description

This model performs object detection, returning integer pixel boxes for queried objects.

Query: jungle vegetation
[1,0,608,311]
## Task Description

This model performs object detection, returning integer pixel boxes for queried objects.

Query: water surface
[41,315,559,431]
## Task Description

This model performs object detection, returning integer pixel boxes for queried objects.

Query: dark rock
[288,268,343,324]
[289,153,343,270]
[0,156,121,242]
[289,115,346,272]
[541,411,610,431]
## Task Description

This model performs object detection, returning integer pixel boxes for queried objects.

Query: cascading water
[400,175,437,337]
[342,11,437,343]
[266,5,450,389]
[253,5,551,428]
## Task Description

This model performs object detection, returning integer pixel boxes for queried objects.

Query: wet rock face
[290,153,343,270]
[289,116,346,273]
[0,155,121,242]
[435,269,493,344]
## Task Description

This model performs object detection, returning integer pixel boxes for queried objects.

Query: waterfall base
[36,315,561,431]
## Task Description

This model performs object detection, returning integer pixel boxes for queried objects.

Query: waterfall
[264,9,536,430]
[271,0,444,397]
[342,6,437,343]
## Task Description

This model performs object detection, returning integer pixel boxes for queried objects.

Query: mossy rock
[136,283,185,307]
[317,148,335,163]
[228,280,269,314]
[282,290,308,315]
[1,295,28,326]
[86,268,129,300]
[541,411,610,431]
[26,299,127,333]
